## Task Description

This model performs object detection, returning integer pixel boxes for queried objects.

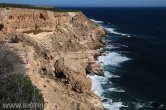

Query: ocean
[61,7,166,110]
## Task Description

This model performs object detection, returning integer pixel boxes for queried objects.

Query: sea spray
[88,19,130,110]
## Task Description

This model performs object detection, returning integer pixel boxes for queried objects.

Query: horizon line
[0,3,166,8]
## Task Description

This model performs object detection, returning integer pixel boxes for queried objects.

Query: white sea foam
[122,45,129,48]
[104,71,120,78]
[87,75,105,96]
[103,102,128,110]
[88,71,127,110]
[88,72,126,110]
[135,103,145,109]
[88,51,129,110]
[104,71,113,78]
[107,88,125,93]
[98,52,130,66]
[88,19,130,110]
[105,27,131,37]
[90,19,104,24]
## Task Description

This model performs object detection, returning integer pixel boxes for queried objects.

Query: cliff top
[0,3,77,12]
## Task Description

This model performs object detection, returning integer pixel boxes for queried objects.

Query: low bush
[0,74,44,110]
[0,45,44,110]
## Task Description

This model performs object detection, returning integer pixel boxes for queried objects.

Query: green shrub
[0,74,44,110]
[0,46,44,110]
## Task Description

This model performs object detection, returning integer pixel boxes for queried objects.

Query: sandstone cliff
[0,7,106,110]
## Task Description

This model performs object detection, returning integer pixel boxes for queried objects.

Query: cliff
[0,7,106,110]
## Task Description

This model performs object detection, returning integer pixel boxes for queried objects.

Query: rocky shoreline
[0,7,106,110]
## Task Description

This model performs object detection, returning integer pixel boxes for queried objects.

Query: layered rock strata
[0,7,106,110]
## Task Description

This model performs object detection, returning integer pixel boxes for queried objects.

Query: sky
[0,0,166,7]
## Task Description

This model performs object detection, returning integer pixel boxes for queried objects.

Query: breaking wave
[88,19,131,110]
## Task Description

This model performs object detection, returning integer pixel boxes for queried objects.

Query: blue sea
[61,7,166,110]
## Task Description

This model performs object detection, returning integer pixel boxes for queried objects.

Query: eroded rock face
[0,8,105,51]
[56,51,104,76]
[0,7,106,110]
[54,58,91,93]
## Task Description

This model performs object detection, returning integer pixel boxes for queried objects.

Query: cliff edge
[0,7,106,110]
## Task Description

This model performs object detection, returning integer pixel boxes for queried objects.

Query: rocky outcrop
[0,8,105,51]
[0,7,106,110]
[54,58,91,93]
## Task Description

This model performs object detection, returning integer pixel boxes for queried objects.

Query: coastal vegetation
[0,46,44,110]
[0,3,77,12]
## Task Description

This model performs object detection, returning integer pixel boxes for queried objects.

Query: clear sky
[0,0,166,7]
